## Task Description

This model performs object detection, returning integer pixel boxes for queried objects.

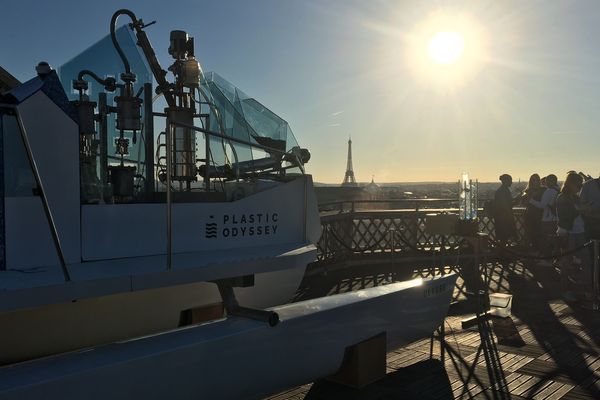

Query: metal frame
[0,104,71,281]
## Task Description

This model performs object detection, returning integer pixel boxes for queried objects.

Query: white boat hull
[0,262,307,365]
[0,274,457,400]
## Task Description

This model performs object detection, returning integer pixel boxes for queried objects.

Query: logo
[204,212,280,240]
[205,215,217,239]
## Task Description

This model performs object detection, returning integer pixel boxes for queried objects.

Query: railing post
[389,228,395,267]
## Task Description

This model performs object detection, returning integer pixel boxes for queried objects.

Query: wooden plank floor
[265,256,600,399]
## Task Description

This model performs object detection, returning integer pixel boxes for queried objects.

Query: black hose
[78,69,109,86]
[110,9,138,74]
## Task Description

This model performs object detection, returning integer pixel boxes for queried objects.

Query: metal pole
[204,114,210,190]
[143,83,154,196]
[166,121,173,270]
[13,108,71,281]
[303,175,307,242]
[593,240,599,310]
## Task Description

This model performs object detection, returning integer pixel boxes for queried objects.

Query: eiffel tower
[341,136,358,187]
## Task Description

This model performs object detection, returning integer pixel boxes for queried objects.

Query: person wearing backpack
[556,172,586,302]
[529,174,560,265]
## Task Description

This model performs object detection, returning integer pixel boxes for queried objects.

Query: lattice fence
[317,208,526,262]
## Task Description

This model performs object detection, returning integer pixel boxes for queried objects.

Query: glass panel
[2,114,35,197]
[201,72,303,174]
[58,25,152,199]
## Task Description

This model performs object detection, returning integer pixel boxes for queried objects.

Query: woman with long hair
[521,174,544,251]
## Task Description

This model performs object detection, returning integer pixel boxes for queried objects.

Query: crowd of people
[493,172,600,308]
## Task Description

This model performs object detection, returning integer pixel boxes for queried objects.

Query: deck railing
[316,205,526,262]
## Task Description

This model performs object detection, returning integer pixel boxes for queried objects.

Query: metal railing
[319,198,460,213]
[316,207,526,262]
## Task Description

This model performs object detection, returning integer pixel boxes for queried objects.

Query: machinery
[67,9,310,205]
[0,10,455,399]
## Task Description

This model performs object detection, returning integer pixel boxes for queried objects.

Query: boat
[0,9,457,399]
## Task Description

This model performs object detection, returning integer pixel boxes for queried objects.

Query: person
[556,172,586,302]
[530,174,560,265]
[521,174,544,251]
[580,174,600,239]
[493,174,518,246]
[579,173,600,306]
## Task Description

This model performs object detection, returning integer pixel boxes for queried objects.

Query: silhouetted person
[494,174,518,245]
[556,172,585,302]
[521,174,544,252]
[530,174,559,265]
[579,173,600,306]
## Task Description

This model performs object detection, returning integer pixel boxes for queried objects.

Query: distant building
[341,136,358,187]
[366,176,380,199]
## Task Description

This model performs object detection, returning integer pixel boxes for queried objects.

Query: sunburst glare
[427,31,465,65]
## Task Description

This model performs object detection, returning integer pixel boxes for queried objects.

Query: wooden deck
[265,255,600,399]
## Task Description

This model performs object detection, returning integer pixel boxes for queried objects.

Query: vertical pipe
[166,121,173,270]
[303,175,307,242]
[0,113,5,271]
[143,83,154,196]
[204,114,210,190]
[14,109,71,281]
[98,93,108,191]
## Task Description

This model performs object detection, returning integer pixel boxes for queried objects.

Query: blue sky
[2,0,600,183]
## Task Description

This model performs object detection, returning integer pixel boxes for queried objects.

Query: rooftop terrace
[266,205,600,399]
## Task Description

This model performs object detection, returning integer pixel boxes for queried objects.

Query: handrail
[169,120,294,159]
[0,104,71,282]
[318,198,457,212]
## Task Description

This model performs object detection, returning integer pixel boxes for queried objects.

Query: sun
[427,31,465,65]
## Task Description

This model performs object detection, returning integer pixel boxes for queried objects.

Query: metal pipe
[98,93,108,191]
[303,175,307,242]
[169,120,288,157]
[143,83,154,195]
[77,70,115,90]
[204,114,210,190]
[166,121,173,270]
[230,306,279,327]
[110,9,137,74]
[7,106,71,281]
[217,282,279,326]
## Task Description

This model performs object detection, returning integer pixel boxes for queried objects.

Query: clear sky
[2,0,600,183]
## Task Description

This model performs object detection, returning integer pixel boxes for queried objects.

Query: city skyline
[2,0,600,183]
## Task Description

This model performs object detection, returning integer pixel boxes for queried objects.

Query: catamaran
[0,9,456,399]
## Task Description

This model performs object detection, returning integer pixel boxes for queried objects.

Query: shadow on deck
[266,256,600,400]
